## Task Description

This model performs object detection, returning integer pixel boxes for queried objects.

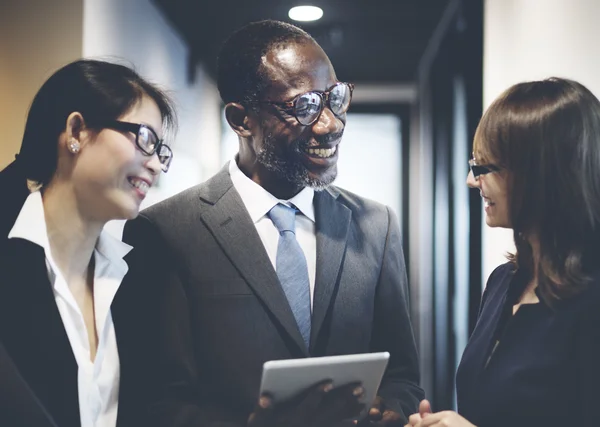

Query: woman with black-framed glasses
[408,78,600,427]
[94,120,173,172]
[0,59,176,427]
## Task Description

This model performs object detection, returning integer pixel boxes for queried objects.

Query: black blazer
[0,160,29,239]
[122,164,424,426]
[0,161,154,427]
[456,263,600,427]
[0,340,59,427]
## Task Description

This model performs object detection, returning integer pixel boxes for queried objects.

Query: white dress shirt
[229,159,317,308]
[8,191,131,427]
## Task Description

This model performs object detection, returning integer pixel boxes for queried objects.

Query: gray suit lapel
[311,188,351,348]
[197,165,309,355]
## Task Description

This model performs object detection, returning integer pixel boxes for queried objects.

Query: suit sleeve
[122,215,244,427]
[369,206,424,422]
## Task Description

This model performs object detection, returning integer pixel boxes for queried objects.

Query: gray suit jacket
[123,164,423,426]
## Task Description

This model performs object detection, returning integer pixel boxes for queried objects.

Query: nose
[466,170,480,188]
[311,106,344,136]
[145,152,163,177]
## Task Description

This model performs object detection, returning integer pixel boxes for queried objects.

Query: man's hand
[365,396,403,426]
[247,380,365,427]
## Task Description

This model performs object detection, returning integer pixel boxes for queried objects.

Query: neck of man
[41,181,103,287]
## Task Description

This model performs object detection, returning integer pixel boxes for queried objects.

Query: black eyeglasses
[100,120,173,172]
[469,157,500,180]
[259,82,354,126]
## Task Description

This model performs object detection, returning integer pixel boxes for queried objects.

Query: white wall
[0,0,83,169]
[482,0,600,283]
[334,114,402,222]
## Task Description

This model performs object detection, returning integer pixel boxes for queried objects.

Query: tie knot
[268,203,297,234]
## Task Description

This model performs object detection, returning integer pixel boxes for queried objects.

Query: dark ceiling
[153,0,450,84]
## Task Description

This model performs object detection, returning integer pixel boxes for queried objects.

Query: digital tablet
[259,352,390,418]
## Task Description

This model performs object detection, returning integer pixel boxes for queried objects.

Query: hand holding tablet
[249,380,364,427]
[250,352,390,426]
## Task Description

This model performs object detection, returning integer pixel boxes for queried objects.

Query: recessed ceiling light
[288,5,323,22]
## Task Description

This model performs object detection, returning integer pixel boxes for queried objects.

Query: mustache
[296,131,344,149]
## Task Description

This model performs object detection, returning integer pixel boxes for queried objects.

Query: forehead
[260,41,337,101]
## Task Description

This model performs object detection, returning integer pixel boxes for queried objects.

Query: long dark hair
[17,59,176,187]
[474,77,600,303]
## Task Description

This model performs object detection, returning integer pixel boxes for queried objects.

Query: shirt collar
[96,227,133,263]
[7,190,48,248]
[8,191,133,265]
[229,158,315,223]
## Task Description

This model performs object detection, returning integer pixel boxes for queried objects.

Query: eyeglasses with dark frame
[469,157,500,180]
[259,82,354,126]
[100,120,173,172]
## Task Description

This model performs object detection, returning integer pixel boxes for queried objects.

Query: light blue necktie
[268,203,312,349]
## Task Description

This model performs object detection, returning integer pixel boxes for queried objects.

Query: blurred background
[2,0,600,411]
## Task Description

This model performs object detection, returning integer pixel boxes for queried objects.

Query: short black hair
[216,20,316,107]
[18,59,177,187]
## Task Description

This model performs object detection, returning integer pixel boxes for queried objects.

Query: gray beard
[255,135,337,191]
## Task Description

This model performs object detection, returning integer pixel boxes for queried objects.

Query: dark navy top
[456,262,600,427]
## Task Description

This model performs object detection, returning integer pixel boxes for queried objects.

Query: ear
[224,102,254,138]
[62,112,95,155]
[64,112,86,141]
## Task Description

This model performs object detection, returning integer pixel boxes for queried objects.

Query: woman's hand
[406,409,476,427]
[405,399,432,426]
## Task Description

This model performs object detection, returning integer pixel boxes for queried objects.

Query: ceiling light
[288,6,323,22]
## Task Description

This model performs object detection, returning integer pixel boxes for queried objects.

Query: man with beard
[123,20,423,427]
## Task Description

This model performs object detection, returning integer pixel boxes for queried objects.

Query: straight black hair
[17,59,177,187]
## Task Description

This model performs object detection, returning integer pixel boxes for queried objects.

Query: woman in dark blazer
[408,77,600,427]
[0,59,176,427]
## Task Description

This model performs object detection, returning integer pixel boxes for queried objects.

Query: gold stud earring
[68,138,80,154]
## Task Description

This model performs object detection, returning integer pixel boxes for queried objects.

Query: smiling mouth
[483,197,495,208]
[128,177,150,195]
[304,145,338,158]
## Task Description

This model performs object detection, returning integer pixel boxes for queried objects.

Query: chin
[123,201,143,220]
[305,167,337,190]
[484,217,510,229]
[121,209,140,221]
[112,199,142,221]
[485,216,498,227]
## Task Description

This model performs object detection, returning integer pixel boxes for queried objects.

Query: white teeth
[129,178,149,193]
[306,146,337,158]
